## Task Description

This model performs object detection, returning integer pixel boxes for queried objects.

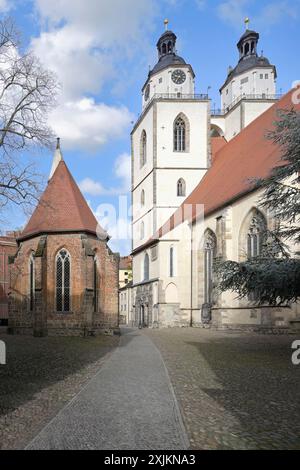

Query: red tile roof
[211,136,227,163]
[119,256,132,270]
[19,160,102,241]
[133,89,299,253]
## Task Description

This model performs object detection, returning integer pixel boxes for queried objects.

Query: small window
[140,222,145,240]
[141,189,145,206]
[265,73,269,79]
[159,77,163,84]
[226,89,228,95]
[260,74,263,79]
[241,77,248,85]
[177,178,186,197]
[170,247,174,278]
[151,245,158,261]
[144,253,150,281]
[140,130,147,168]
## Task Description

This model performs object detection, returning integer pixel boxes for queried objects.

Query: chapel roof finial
[164,18,169,31]
[49,137,63,181]
[244,17,250,30]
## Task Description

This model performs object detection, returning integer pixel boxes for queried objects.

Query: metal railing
[211,93,283,116]
[133,92,209,131]
[152,93,209,100]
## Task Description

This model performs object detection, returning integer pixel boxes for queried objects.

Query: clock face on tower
[171,69,186,85]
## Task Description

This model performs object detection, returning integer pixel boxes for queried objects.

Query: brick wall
[8,232,119,336]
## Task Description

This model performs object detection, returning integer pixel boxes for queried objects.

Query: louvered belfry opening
[56,249,71,312]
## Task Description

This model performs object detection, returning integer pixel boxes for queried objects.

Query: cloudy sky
[2,0,300,254]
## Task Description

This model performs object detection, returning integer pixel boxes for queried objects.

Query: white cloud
[49,99,133,151]
[195,0,206,10]
[217,0,299,30]
[30,0,160,150]
[114,153,131,193]
[79,178,107,196]
[0,0,12,12]
[79,152,131,196]
[217,0,252,29]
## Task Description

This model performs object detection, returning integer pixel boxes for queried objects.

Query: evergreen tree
[216,108,300,306]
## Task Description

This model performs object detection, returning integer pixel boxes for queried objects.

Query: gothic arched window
[56,249,71,312]
[204,230,217,305]
[174,114,189,152]
[144,253,149,281]
[29,253,35,312]
[140,130,147,168]
[247,212,267,259]
[177,178,186,197]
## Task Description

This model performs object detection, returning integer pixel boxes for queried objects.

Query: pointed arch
[174,113,190,152]
[165,282,178,303]
[177,178,186,197]
[203,229,217,305]
[56,248,71,312]
[140,130,147,168]
[239,207,267,261]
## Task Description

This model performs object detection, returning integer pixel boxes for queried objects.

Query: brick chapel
[8,139,119,336]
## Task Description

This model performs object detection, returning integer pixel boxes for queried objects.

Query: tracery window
[174,117,186,152]
[204,231,217,305]
[56,249,71,312]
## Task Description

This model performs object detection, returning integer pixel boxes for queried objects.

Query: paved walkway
[27,328,189,450]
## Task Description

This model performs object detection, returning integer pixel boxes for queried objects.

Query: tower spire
[49,137,63,181]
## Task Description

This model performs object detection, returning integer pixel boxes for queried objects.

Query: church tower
[131,21,210,255]
[211,20,278,141]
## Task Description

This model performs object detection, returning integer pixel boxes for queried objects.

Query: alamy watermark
[0,340,6,365]
[291,340,300,365]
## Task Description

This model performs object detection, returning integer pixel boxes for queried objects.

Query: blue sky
[2,0,300,254]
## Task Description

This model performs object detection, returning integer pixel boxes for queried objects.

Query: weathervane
[244,17,250,30]
[164,19,169,31]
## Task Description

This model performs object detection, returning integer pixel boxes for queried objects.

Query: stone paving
[27,328,188,450]
[0,333,119,450]
[144,327,300,450]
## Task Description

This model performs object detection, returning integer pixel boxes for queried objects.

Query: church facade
[8,141,119,336]
[130,24,300,330]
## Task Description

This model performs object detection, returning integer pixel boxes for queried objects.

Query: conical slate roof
[19,160,104,241]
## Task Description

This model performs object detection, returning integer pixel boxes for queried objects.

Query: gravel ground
[0,332,119,450]
[144,328,300,450]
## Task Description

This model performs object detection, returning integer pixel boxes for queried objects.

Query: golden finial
[164,19,169,31]
[244,17,250,30]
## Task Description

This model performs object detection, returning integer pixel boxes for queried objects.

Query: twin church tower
[131,20,277,260]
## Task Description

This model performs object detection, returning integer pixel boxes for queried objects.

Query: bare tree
[0,18,59,213]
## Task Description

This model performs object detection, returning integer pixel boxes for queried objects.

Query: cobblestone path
[27,328,188,450]
[144,328,300,450]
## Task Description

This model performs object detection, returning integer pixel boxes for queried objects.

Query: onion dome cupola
[142,20,195,107]
[220,19,277,106]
